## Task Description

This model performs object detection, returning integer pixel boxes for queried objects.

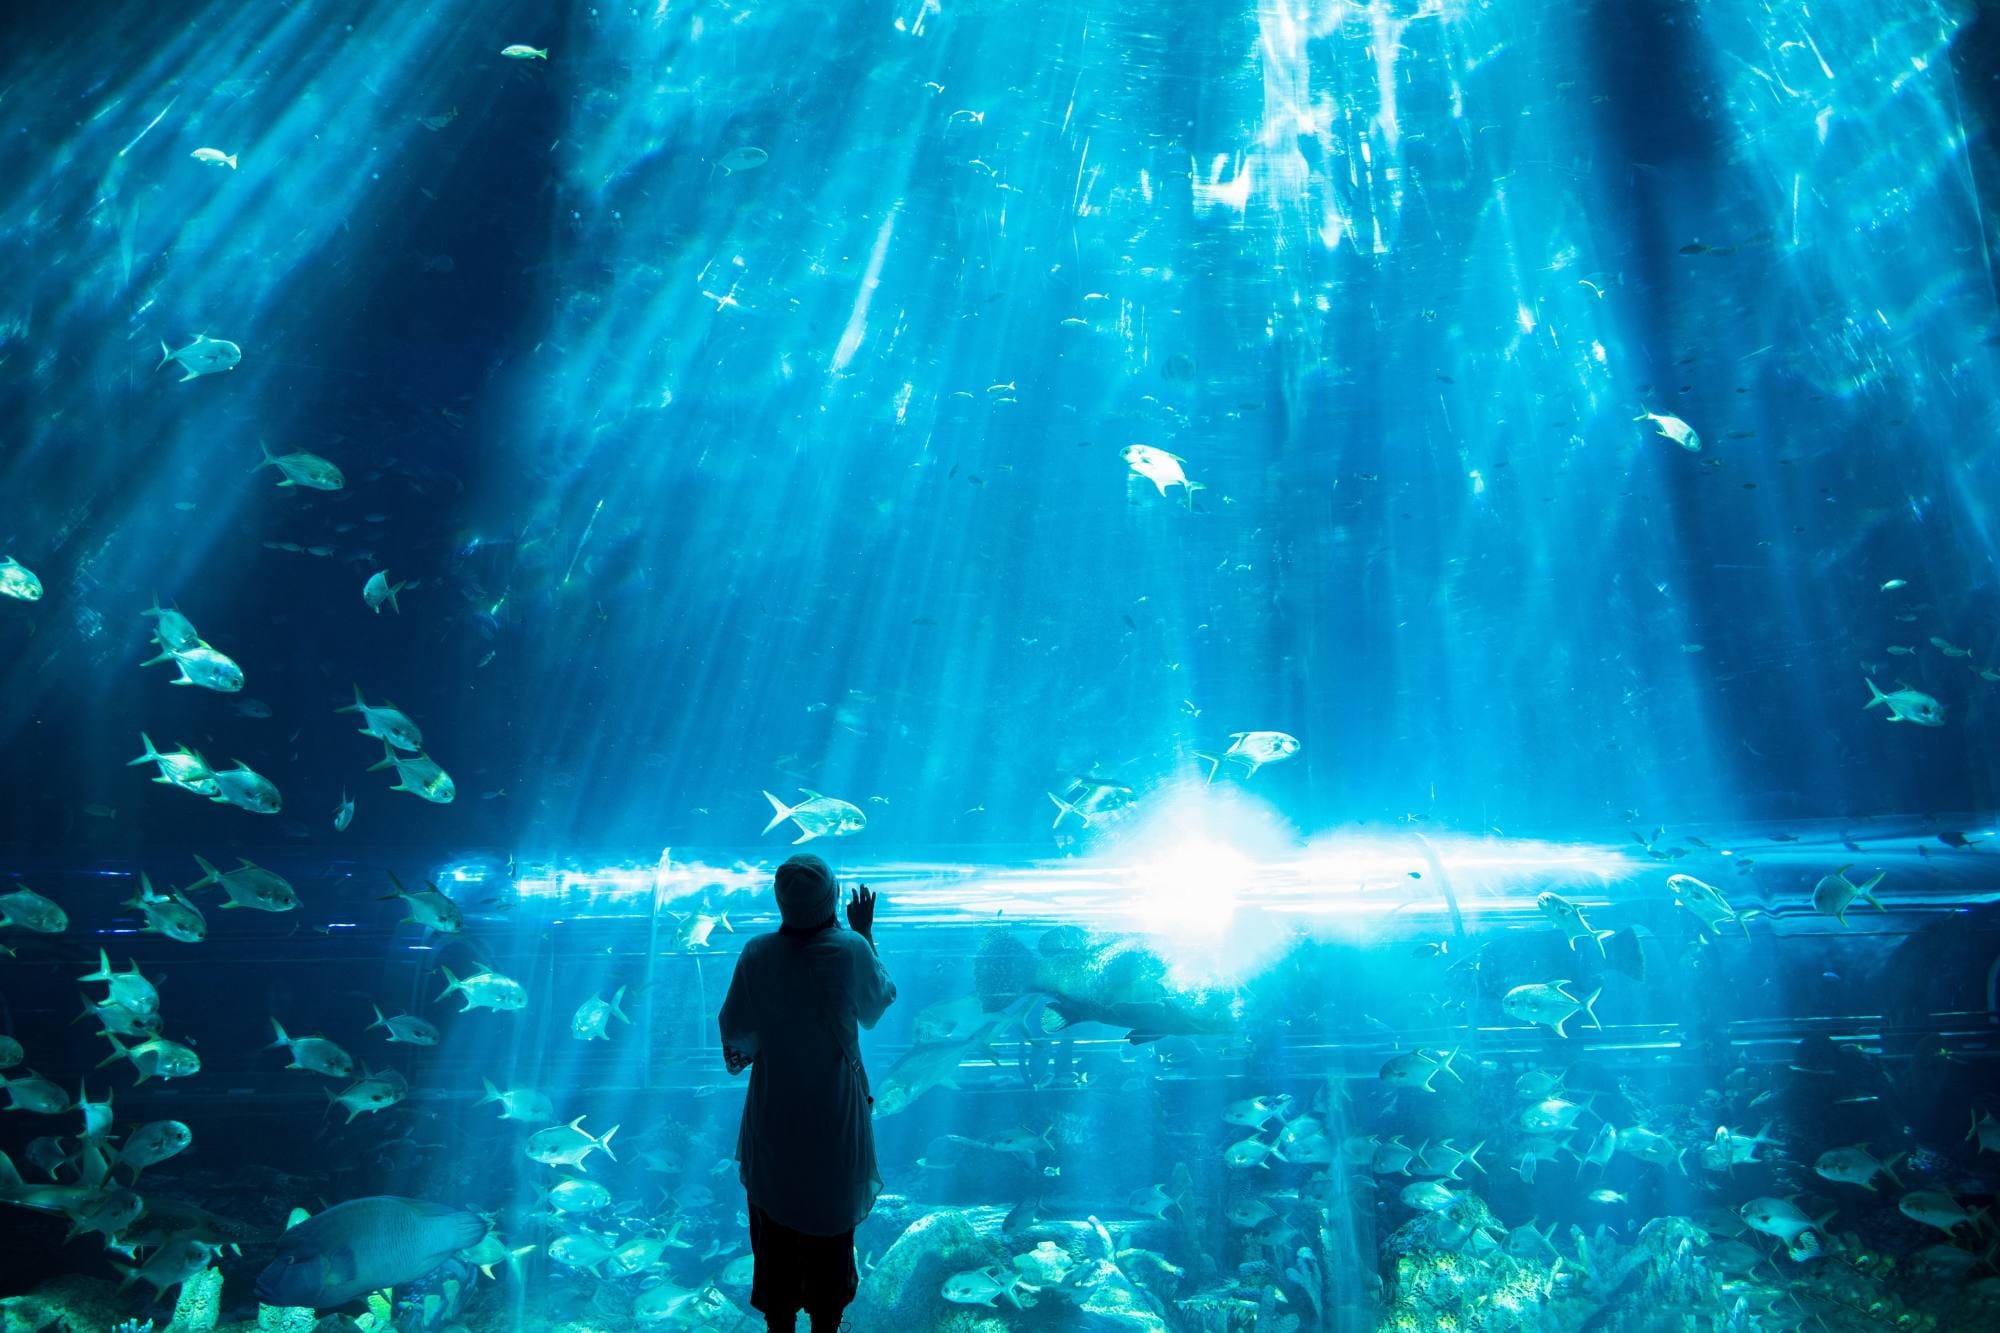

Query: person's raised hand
[847,883,878,939]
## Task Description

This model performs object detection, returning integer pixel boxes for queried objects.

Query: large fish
[255,1196,483,1308]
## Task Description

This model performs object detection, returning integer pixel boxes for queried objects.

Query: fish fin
[267,1018,289,1049]
[127,732,163,766]
[477,1077,500,1106]
[436,966,461,1002]
[760,790,793,835]
[156,341,173,370]
[599,1124,619,1160]
[1580,986,1603,1030]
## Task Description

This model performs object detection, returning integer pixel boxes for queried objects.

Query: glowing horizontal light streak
[466,830,1636,923]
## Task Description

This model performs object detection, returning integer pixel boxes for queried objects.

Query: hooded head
[775,854,837,929]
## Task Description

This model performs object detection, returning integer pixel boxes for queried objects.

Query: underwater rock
[309,1317,365,1333]
[1077,1280,1170,1333]
[165,1265,223,1333]
[852,1209,1009,1332]
[0,1296,64,1333]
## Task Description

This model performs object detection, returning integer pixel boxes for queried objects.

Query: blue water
[2,0,1999,1329]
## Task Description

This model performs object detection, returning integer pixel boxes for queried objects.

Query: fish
[0,1072,72,1113]
[338,686,425,751]
[761,789,866,843]
[80,950,159,1015]
[941,1267,1033,1309]
[363,570,408,615]
[370,744,455,804]
[460,1230,535,1280]
[1222,1094,1295,1129]
[96,1033,200,1084]
[1587,1189,1628,1204]
[1666,874,1758,939]
[671,911,731,949]
[1898,1189,1981,1234]
[255,442,344,491]
[0,887,67,934]
[500,45,549,60]
[117,1121,192,1179]
[716,146,769,174]
[0,1038,20,1070]
[1810,866,1884,925]
[128,734,219,796]
[1738,1197,1829,1246]
[1195,730,1300,782]
[112,1236,223,1296]
[188,855,298,911]
[1519,1097,1588,1135]
[209,761,283,814]
[525,1116,619,1171]
[872,1023,1004,1117]
[548,1178,611,1215]
[1120,444,1196,503]
[268,1019,355,1079]
[367,1006,439,1046]
[1535,892,1613,955]
[1635,409,1700,451]
[1501,981,1602,1039]
[437,966,527,1013]
[330,1069,408,1122]
[1127,1184,1181,1219]
[477,1079,553,1122]
[190,147,237,169]
[0,556,43,601]
[144,641,245,692]
[1378,1048,1463,1092]
[1881,578,1907,591]
[122,874,206,943]
[1863,677,1945,726]
[156,334,241,382]
[334,788,355,832]
[379,873,462,932]
[255,1196,485,1308]
[1970,1109,2000,1154]
[138,599,202,653]
[1813,1144,1903,1191]
[571,987,631,1041]
[1045,777,1135,829]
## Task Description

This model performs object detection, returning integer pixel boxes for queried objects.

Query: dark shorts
[748,1203,858,1318]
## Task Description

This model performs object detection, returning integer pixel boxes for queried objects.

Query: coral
[166,1266,222,1333]
[112,1321,156,1333]
[257,1303,319,1333]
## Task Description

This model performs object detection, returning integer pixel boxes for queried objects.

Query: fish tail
[597,1123,620,1161]
[1863,676,1887,709]
[1046,791,1085,829]
[156,341,173,370]
[1581,986,1603,1030]
[1857,872,1886,909]
[1881,1151,1905,1190]
[127,732,163,767]
[367,1005,388,1033]
[1193,752,1220,784]
[252,440,276,473]
[187,854,221,892]
[336,683,366,714]
[267,1017,289,1050]
[760,791,794,836]
[608,986,630,1025]
[437,966,462,1002]
[477,1076,501,1106]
